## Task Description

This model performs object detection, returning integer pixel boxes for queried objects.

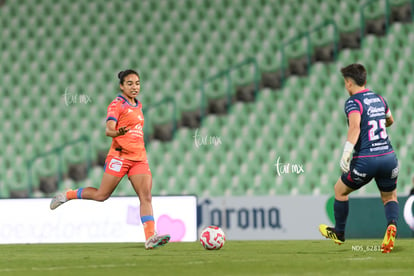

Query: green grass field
[0,239,413,276]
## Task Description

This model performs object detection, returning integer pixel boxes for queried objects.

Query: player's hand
[340,152,351,173]
[340,141,354,173]
[117,126,129,136]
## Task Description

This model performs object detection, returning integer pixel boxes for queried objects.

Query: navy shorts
[341,152,399,192]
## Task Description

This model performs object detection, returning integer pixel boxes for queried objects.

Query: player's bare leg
[129,174,170,249]
[78,173,122,201]
[334,178,354,201]
[319,178,354,244]
[130,174,153,217]
[50,173,122,210]
[380,189,398,253]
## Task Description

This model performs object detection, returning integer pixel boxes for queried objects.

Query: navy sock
[334,199,349,234]
[384,201,399,226]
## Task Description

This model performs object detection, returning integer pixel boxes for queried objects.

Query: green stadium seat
[274,179,290,195]
[60,177,77,190]
[7,166,29,193]
[2,0,414,198]
[0,180,9,198]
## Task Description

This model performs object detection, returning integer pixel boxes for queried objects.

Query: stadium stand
[0,0,413,198]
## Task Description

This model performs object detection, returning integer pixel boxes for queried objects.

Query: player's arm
[340,112,361,173]
[380,95,393,127]
[105,120,129,137]
[385,109,394,127]
[106,100,129,137]
[346,112,361,145]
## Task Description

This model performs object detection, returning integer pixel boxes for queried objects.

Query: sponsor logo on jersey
[370,145,389,152]
[352,168,367,178]
[363,97,381,105]
[367,106,385,117]
[128,124,143,137]
[372,141,388,147]
[391,165,399,179]
[108,158,123,172]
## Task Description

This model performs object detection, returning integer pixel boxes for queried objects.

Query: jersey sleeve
[106,99,122,122]
[378,95,391,118]
[344,98,362,117]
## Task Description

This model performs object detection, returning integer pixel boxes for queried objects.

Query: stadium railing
[25,95,177,195]
[142,96,177,144]
[412,0,414,21]
[360,0,414,43]
[359,0,391,42]
[26,136,91,195]
[280,19,339,87]
[199,57,260,122]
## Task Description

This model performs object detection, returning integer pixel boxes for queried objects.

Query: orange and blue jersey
[106,94,147,161]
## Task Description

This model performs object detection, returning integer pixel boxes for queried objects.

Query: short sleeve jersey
[106,95,147,161]
[344,89,393,157]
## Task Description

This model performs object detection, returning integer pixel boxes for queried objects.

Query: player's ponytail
[118,69,140,84]
[118,71,124,80]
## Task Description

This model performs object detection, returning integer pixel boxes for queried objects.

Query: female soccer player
[319,64,399,253]
[50,69,170,249]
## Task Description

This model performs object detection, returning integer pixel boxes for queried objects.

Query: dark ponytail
[118,69,140,84]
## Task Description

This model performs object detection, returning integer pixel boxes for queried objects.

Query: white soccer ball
[199,226,226,250]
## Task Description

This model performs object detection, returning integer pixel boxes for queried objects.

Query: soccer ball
[199,226,225,250]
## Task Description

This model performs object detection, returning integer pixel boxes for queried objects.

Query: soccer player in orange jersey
[50,69,170,249]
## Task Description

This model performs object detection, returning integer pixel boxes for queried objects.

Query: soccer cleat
[50,192,68,210]
[319,224,345,245]
[381,224,397,253]
[145,233,171,250]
